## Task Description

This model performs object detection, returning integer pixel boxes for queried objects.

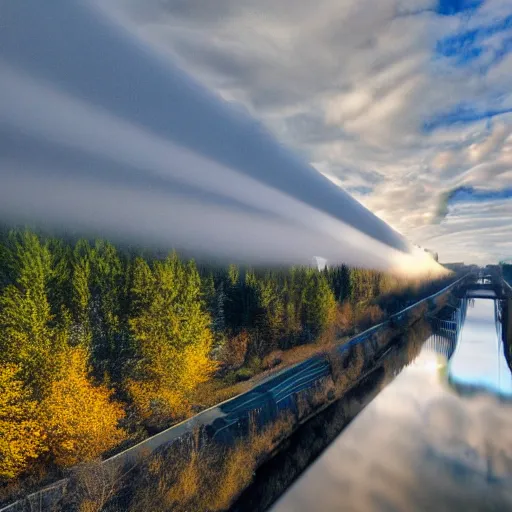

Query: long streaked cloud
[0,0,446,274]
[98,0,512,263]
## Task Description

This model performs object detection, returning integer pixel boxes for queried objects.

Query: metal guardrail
[0,274,468,512]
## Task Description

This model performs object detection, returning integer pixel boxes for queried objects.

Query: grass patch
[104,414,296,512]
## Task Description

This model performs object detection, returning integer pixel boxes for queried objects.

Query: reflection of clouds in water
[448,299,512,398]
[424,396,512,480]
[273,364,512,512]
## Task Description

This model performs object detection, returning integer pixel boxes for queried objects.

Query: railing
[424,297,467,361]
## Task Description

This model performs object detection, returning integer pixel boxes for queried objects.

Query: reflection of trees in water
[379,317,440,379]
[425,300,466,362]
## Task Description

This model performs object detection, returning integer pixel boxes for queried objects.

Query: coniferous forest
[0,227,453,498]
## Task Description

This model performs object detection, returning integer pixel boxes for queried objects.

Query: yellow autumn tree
[41,348,127,467]
[126,332,216,425]
[0,364,46,481]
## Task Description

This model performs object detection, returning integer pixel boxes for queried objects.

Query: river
[269,296,512,512]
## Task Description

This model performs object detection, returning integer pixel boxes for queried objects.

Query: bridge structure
[454,274,512,300]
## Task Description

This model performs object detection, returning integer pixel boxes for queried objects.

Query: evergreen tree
[0,230,66,398]
[89,240,126,382]
[70,239,93,347]
[255,274,284,353]
[302,270,336,341]
[201,272,216,324]
[128,253,216,423]
[224,264,244,330]
[47,238,73,324]
[282,279,300,348]
[213,281,226,334]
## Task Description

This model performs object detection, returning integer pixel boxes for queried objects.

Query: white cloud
[0,0,509,264]
[98,0,512,263]
[4,0,454,274]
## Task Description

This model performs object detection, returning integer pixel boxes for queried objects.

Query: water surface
[272,299,512,512]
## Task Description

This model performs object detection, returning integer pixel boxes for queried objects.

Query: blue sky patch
[435,185,512,222]
[435,14,512,68]
[436,0,484,16]
[449,186,512,203]
[427,10,512,131]
[424,103,512,132]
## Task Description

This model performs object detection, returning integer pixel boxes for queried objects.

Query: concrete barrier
[0,275,467,512]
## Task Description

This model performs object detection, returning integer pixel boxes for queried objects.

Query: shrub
[336,302,355,331]
[248,356,263,373]
[234,368,254,382]
[219,330,249,370]
[125,413,295,512]
[66,459,123,512]
[262,350,283,370]
[355,304,384,330]
[126,379,191,429]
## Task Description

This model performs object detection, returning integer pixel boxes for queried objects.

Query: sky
[96,0,512,264]
[0,0,445,274]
